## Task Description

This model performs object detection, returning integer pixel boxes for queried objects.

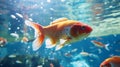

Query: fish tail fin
[25,20,45,51]
[104,44,110,51]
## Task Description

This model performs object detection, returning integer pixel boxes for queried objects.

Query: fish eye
[81,26,86,30]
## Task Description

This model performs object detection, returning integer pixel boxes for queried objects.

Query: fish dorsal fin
[50,17,68,24]
[112,56,120,59]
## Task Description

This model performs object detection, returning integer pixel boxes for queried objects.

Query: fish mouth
[74,33,90,41]
[86,25,93,33]
[82,33,90,38]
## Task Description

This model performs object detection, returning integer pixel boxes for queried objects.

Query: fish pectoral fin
[55,44,65,51]
[32,34,44,51]
[55,39,68,51]
[45,38,57,48]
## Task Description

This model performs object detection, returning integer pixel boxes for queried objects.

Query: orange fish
[91,40,109,50]
[100,56,120,67]
[0,37,7,47]
[25,18,92,51]
[50,63,54,67]
[21,36,29,43]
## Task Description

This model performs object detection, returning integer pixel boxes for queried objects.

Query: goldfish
[21,36,29,43]
[100,56,120,67]
[25,18,92,51]
[0,37,7,47]
[91,40,109,51]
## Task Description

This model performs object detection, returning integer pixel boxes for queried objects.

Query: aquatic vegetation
[0,54,61,67]
[71,60,90,67]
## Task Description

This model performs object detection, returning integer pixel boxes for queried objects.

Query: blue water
[0,34,120,67]
[0,0,120,67]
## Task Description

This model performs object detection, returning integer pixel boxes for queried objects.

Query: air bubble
[11,15,16,19]
[17,27,20,30]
